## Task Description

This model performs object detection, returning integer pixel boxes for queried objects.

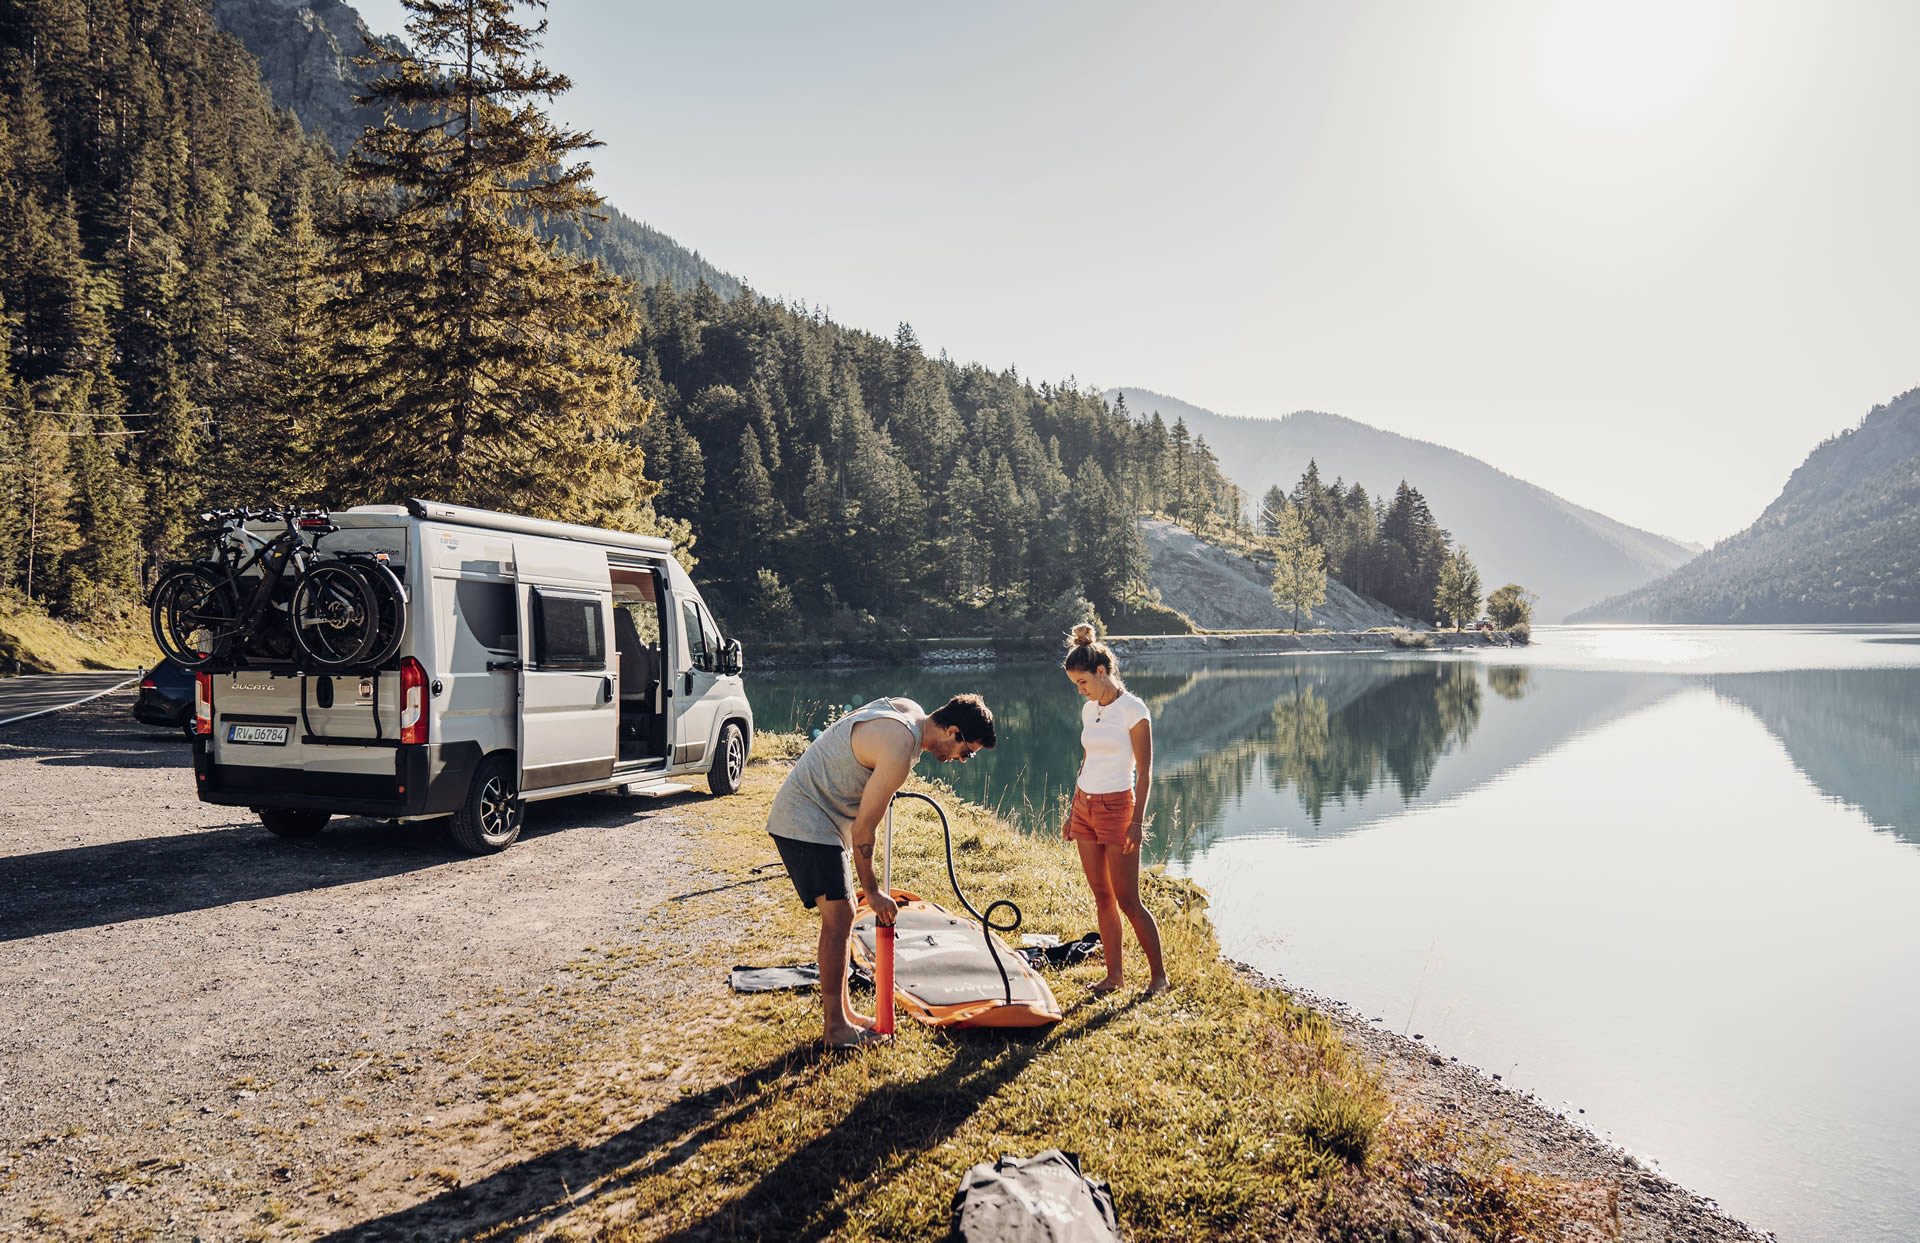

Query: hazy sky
[354,0,1919,546]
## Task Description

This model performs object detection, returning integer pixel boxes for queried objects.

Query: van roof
[337,499,676,555]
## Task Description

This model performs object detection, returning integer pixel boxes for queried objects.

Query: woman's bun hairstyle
[1062,623,1116,676]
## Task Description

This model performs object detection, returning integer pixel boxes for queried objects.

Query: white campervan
[189,499,753,853]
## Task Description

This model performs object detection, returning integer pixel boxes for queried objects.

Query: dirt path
[0,693,732,1240]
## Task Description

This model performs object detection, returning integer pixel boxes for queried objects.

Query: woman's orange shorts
[1067,788,1135,847]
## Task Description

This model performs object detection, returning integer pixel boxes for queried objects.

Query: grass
[328,741,1604,1242]
[0,595,159,673]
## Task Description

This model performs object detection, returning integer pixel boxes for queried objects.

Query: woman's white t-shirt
[1077,691,1149,794]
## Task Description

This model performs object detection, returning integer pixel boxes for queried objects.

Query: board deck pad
[852,890,1062,1029]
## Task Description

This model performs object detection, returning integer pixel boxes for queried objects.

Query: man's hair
[930,693,996,747]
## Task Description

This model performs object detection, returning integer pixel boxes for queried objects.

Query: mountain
[1107,388,1699,623]
[1571,388,1920,623]
[211,0,742,297]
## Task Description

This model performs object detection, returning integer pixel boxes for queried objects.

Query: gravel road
[0,692,719,1240]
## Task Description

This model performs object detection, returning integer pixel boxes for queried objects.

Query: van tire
[708,722,745,796]
[260,807,330,839]
[450,754,523,854]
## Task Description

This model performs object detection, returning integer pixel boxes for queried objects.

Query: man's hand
[870,891,900,927]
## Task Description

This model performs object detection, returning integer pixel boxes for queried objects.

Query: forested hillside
[1107,388,1698,621]
[1571,388,1920,623]
[210,0,742,298]
[629,299,1246,636]
[0,0,1245,646]
[0,0,340,621]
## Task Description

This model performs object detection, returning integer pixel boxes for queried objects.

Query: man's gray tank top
[767,698,922,849]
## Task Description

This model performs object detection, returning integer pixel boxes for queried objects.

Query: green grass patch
[425,760,1601,1241]
[0,595,159,673]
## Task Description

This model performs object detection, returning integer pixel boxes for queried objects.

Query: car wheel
[450,753,523,854]
[260,807,330,838]
[708,722,746,796]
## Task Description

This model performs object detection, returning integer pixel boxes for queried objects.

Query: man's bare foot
[1142,976,1172,998]
[824,1026,892,1050]
[1090,978,1124,995]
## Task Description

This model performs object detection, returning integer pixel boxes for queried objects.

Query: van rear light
[194,673,213,735]
[399,657,427,745]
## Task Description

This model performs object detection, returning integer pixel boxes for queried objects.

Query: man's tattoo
[856,843,874,860]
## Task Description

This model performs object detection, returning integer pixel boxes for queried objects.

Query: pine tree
[318,0,652,524]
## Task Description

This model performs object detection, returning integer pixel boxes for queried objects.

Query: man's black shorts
[770,833,855,909]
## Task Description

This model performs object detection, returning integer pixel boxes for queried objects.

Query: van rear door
[513,538,616,792]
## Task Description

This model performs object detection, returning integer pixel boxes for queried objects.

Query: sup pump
[875,791,1024,1035]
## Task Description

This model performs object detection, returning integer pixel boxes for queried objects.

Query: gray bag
[951,1149,1120,1242]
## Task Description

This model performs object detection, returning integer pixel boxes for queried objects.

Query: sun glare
[1536,0,1727,122]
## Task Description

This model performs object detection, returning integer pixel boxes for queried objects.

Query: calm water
[750,627,1920,1241]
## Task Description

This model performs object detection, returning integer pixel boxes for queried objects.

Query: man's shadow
[322,997,1138,1242]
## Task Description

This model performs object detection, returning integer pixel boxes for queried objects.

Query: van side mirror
[723,639,744,676]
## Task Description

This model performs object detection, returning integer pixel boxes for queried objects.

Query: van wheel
[261,808,330,839]
[708,722,745,796]
[450,754,523,854]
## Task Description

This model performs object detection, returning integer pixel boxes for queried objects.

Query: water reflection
[1710,669,1920,848]
[750,655,1920,861]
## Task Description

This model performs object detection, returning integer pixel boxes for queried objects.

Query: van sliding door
[513,539,616,792]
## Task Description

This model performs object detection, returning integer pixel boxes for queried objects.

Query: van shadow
[0,788,708,944]
[323,998,1136,1242]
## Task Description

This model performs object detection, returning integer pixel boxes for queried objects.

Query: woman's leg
[1103,843,1169,994]
[1076,838,1126,990]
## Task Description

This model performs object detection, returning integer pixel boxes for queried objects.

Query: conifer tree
[320,0,652,524]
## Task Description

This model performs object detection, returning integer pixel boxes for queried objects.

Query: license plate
[227,724,289,746]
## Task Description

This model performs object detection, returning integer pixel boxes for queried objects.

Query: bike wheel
[346,558,409,668]
[150,565,239,670]
[290,562,379,671]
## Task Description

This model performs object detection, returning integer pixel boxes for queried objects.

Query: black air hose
[890,791,1021,1007]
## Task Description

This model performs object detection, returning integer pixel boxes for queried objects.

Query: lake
[749,626,1920,1242]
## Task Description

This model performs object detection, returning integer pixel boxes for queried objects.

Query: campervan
[189,500,752,853]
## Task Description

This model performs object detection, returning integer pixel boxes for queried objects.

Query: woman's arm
[1126,717,1153,855]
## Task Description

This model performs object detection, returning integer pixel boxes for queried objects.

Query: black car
[133,658,196,733]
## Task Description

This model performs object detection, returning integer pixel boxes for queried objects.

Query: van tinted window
[456,580,517,653]
[533,589,604,669]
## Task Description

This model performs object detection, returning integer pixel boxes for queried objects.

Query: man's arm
[847,721,916,924]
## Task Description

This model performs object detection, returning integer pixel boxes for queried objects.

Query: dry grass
[336,752,1597,1242]
[0,596,158,673]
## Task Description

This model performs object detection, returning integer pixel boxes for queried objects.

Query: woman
[1062,624,1170,996]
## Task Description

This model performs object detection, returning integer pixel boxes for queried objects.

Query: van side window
[681,598,712,672]
[456,580,517,653]
[533,589,605,669]
[698,604,723,663]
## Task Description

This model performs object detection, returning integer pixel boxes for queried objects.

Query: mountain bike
[148,508,388,673]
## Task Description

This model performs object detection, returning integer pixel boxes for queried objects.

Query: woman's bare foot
[825,1025,892,1050]
[1142,976,1172,998]
[1090,978,1124,995]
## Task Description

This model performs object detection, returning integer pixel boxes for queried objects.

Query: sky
[354,0,1920,547]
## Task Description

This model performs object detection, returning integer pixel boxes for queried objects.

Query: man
[766,693,996,1049]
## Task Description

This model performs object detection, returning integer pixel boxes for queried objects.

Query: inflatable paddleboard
[852,890,1062,1029]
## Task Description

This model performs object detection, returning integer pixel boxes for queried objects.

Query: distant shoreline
[750,628,1524,671]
